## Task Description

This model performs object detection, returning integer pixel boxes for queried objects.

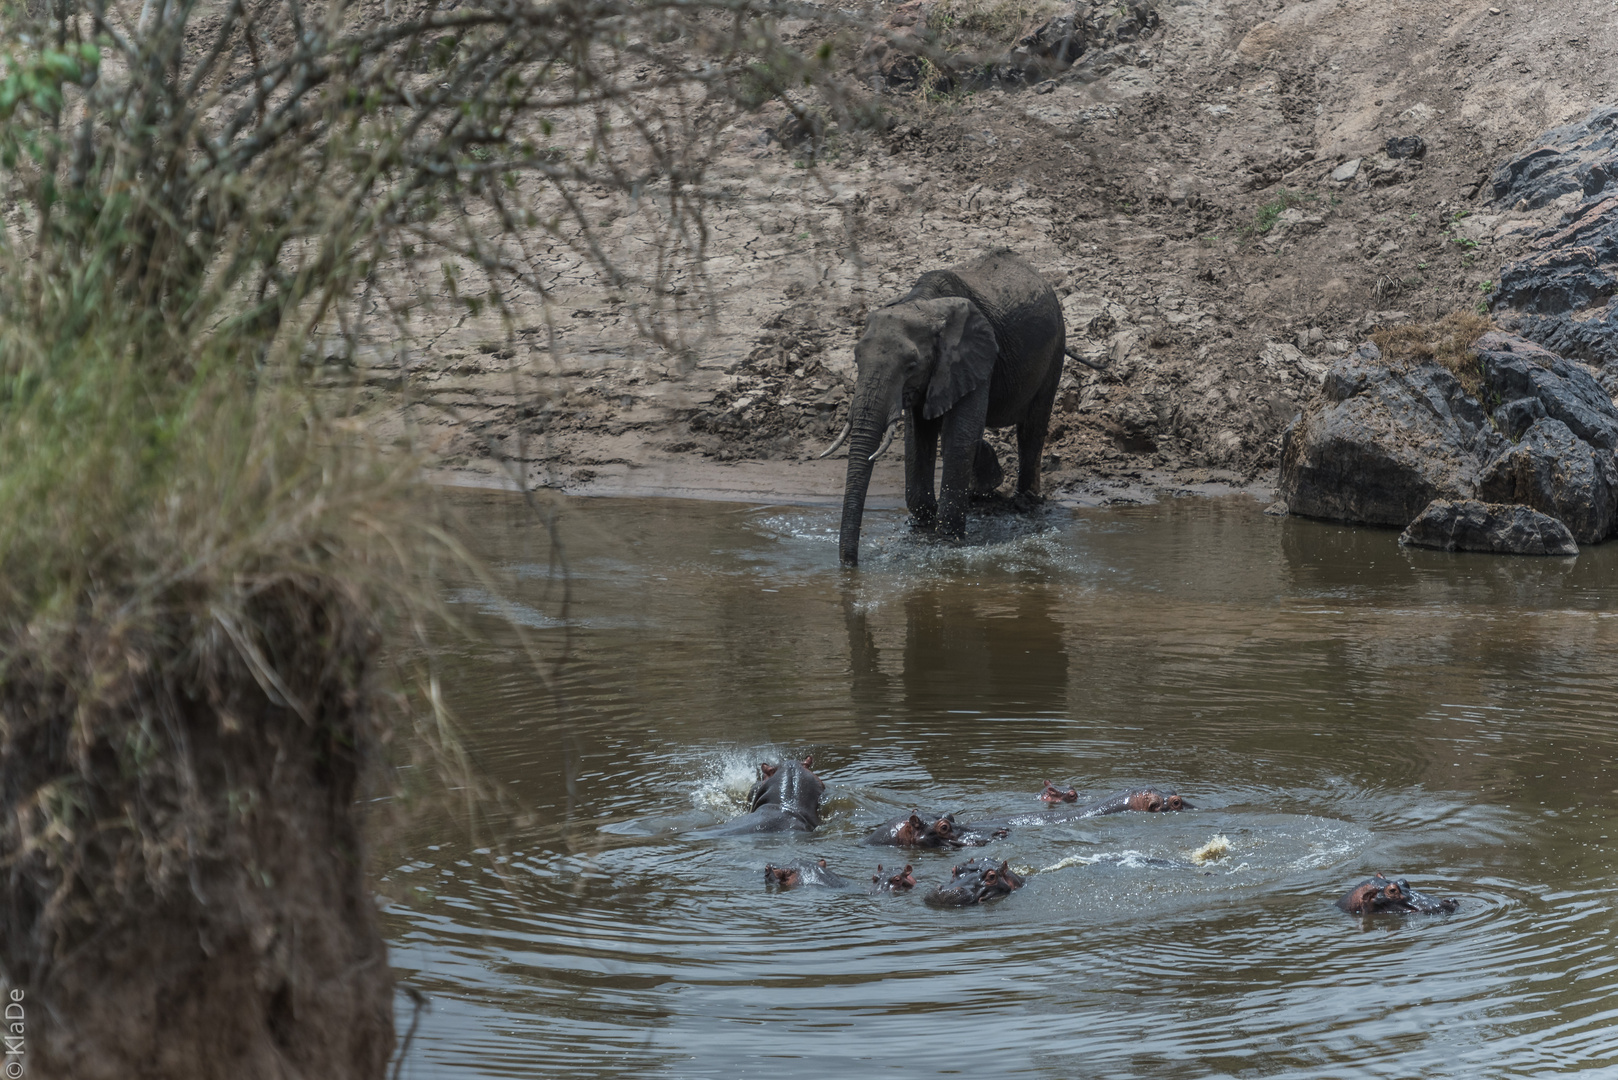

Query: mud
[373,0,1618,504]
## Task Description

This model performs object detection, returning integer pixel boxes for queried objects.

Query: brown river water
[382,491,1618,1079]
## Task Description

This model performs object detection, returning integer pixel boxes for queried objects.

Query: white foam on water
[1190,834,1232,865]
[1039,850,1167,873]
[688,749,768,817]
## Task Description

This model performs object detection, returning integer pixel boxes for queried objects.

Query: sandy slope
[381,0,1618,505]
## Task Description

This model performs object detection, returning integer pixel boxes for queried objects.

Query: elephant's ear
[916,298,997,420]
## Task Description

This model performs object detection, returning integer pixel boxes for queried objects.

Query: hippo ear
[800,754,814,769]
[914,297,997,421]
[759,762,777,778]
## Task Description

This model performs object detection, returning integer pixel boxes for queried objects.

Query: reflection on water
[384,494,1618,1079]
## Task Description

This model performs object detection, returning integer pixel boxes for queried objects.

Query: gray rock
[1474,331,1618,449]
[1278,353,1498,527]
[1331,158,1362,182]
[1492,193,1618,316]
[1521,295,1618,369]
[1386,135,1427,160]
[1491,396,1546,441]
[1399,499,1578,555]
[1490,105,1618,210]
[1476,417,1618,543]
[1488,106,1618,362]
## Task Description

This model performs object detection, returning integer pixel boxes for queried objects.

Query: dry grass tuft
[930,0,1066,46]
[1370,310,1496,398]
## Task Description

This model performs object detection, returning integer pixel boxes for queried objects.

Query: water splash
[687,749,768,817]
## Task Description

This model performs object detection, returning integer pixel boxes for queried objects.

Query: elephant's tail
[1063,345,1112,376]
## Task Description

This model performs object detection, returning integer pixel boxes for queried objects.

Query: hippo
[1039,780,1078,803]
[863,811,1007,848]
[1053,786,1191,819]
[764,858,850,890]
[704,755,825,835]
[924,858,1027,907]
[1337,873,1458,915]
[871,864,917,893]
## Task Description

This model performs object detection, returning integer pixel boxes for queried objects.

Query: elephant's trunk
[838,375,902,566]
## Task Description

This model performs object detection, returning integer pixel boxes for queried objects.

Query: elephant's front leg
[905,406,941,528]
[936,384,992,539]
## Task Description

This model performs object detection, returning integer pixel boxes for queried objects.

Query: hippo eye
[983,871,998,885]
[1383,883,1403,899]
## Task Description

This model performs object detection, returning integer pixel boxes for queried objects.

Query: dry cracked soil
[372,0,1618,507]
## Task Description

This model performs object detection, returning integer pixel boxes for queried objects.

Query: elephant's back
[905,249,1059,326]
[948,249,1059,321]
[924,250,1060,346]
[907,250,1065,419]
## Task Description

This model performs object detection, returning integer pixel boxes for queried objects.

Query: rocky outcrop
[1489,105,1618,368]
[1476,418,1618,543]
[1475,331,1618,449]
[1490,105,1618,211]
[1007,0,1160,84]
[1280,332,1618,547]
[858,0,933,90]
[859,0,1162,92]
[1399,499,1578,556]
[1277,343,1499,527]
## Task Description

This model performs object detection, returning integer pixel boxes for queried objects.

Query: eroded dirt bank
[386,0,1618,505]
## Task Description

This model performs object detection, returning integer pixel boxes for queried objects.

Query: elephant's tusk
[868,420,897,461]
[817,421,851,459]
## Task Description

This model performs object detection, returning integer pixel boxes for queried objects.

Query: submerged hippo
[1044,785,1191,819]
[704,755,825,835]
[764,858,850,890]
[863,811,1007,848]
[1337,873,1458,915]
[924,859,1027,907]
[871,864,917,893]
[1039,780,1078,803]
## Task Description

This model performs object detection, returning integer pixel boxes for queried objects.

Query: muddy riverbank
[381,0,1618,503]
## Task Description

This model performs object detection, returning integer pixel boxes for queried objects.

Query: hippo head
[1040,781,1079,803]
[1125,788,1190,812]
[926,858,1028,906]
[764,862,806,889]
[1337,872,1458,915]
[872,863,916,892]
[889,811,959,847]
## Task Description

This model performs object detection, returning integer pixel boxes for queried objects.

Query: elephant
[822,249,1067,566]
